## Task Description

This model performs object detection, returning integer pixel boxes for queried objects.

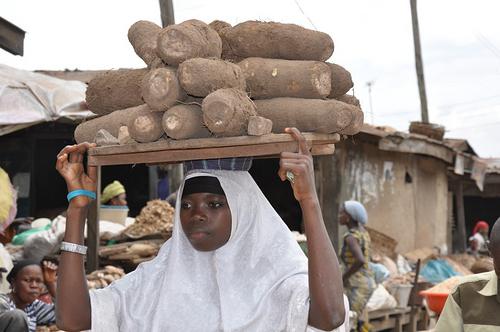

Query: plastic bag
[366,284,398,312]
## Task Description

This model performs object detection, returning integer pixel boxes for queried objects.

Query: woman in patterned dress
[339,201,376,331]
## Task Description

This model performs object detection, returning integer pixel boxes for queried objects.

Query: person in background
[101,181,127,206]
[339,200,376,332]
[0,218,32,294]
[436,217,500,331]
[157,168,170,200]
[0,260,57,332]
[468,220,489,256]
[165,191,177,207]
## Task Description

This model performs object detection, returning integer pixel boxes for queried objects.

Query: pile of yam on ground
[86,265,126,289]
[99,239,166,266]
[122,199,174,239]
[75,19,364,145]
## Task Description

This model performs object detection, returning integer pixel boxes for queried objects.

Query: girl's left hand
[42,260,58,284]
[278,127,317,203]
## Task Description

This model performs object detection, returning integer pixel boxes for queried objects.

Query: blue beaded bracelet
[67,189,96,202]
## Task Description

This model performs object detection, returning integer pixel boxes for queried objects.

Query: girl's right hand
[56,142,97,208]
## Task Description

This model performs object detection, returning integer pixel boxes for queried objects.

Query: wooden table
[368,306,429,332]
[85,133,340,272]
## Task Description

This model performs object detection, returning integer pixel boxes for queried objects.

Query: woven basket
[366,226,398,259]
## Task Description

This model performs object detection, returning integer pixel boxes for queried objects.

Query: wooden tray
[88,133,340,166]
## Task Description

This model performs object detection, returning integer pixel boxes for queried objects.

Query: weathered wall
[333,139,449,253]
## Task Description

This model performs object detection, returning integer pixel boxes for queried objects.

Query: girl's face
[180,193,232,251]
[338,208,350,226]
[13,265,43,304]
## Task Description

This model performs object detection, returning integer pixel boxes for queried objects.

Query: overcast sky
[1,0,499,157]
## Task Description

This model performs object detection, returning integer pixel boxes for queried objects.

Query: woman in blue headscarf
[338,201,375,331]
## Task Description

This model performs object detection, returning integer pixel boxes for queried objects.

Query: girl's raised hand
[278,128,317,203]
[55,142,97,208]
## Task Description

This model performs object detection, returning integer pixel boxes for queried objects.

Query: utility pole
[159,0,175,27]
[410,0,429,123]
[366,81,375,125]
[158,0,184,195]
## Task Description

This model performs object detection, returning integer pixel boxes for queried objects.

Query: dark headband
[182,176,225,198]
[7,259,41,283]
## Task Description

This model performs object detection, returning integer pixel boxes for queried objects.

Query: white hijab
[90,170,319,331]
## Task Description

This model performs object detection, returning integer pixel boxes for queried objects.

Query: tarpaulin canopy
[0,64,95,136]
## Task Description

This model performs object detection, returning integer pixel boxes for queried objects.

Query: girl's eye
[209,201,224,208]
[180,201,191,209]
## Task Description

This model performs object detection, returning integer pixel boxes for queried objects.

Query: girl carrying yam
[54,128,348,331]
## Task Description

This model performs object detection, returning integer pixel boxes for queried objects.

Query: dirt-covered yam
[328,63,354,98]
[202,88,257,137]
[142,67,187,111]
[74,104,149,143]
[340,106,364,135]
[254,98,362,135]
[248,116,273,136]
[156,19,222,66]
[208,20,232,33]
[335,94,360,107]
[95,129,119,146]
[162,104,211,139]
[86,69,148,115]
[118,126,136,145]
[222,21,334,61]
[178,58,246,97]
[128,108,164,143]
[128,20,162,67]
[239,57,331,99]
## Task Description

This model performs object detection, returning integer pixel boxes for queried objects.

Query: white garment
[469,232,488,253]
[0,243,13,294]
[90,170,348,331]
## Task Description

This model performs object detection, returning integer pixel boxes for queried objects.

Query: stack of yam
[86,265,126,289]
[123,199,174,239]
[470,257,494,274]
[99,239,166,265]
[75,19,363,145]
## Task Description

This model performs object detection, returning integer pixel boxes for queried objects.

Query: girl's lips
[189,232,209,240]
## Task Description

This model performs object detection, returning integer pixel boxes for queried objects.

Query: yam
[248,116,272,136]
[104,265,124,275]
[341,106,364,135]
[238,57,331,99]
[128,107,164,143]
[222,21,334,61]
[178,58,246,97]
[208,20,232,34]
[156,19,222,66]
[162,104,211,139]
[86,68,148,115]
[202,88,257,137]
[142,67,187,111]
[128,243,157,257]
[74,104,149,143]
[117,126,136,145]
[254,97,363,135]
[128,20,162,67]
[95,129,119,146]
[335,94,360,107]
[328,63,353,98]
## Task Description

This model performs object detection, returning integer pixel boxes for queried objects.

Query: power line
[292,0,317,30]
[448,120,500,131]
[475,32,500,60]
[439,94,500,110]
